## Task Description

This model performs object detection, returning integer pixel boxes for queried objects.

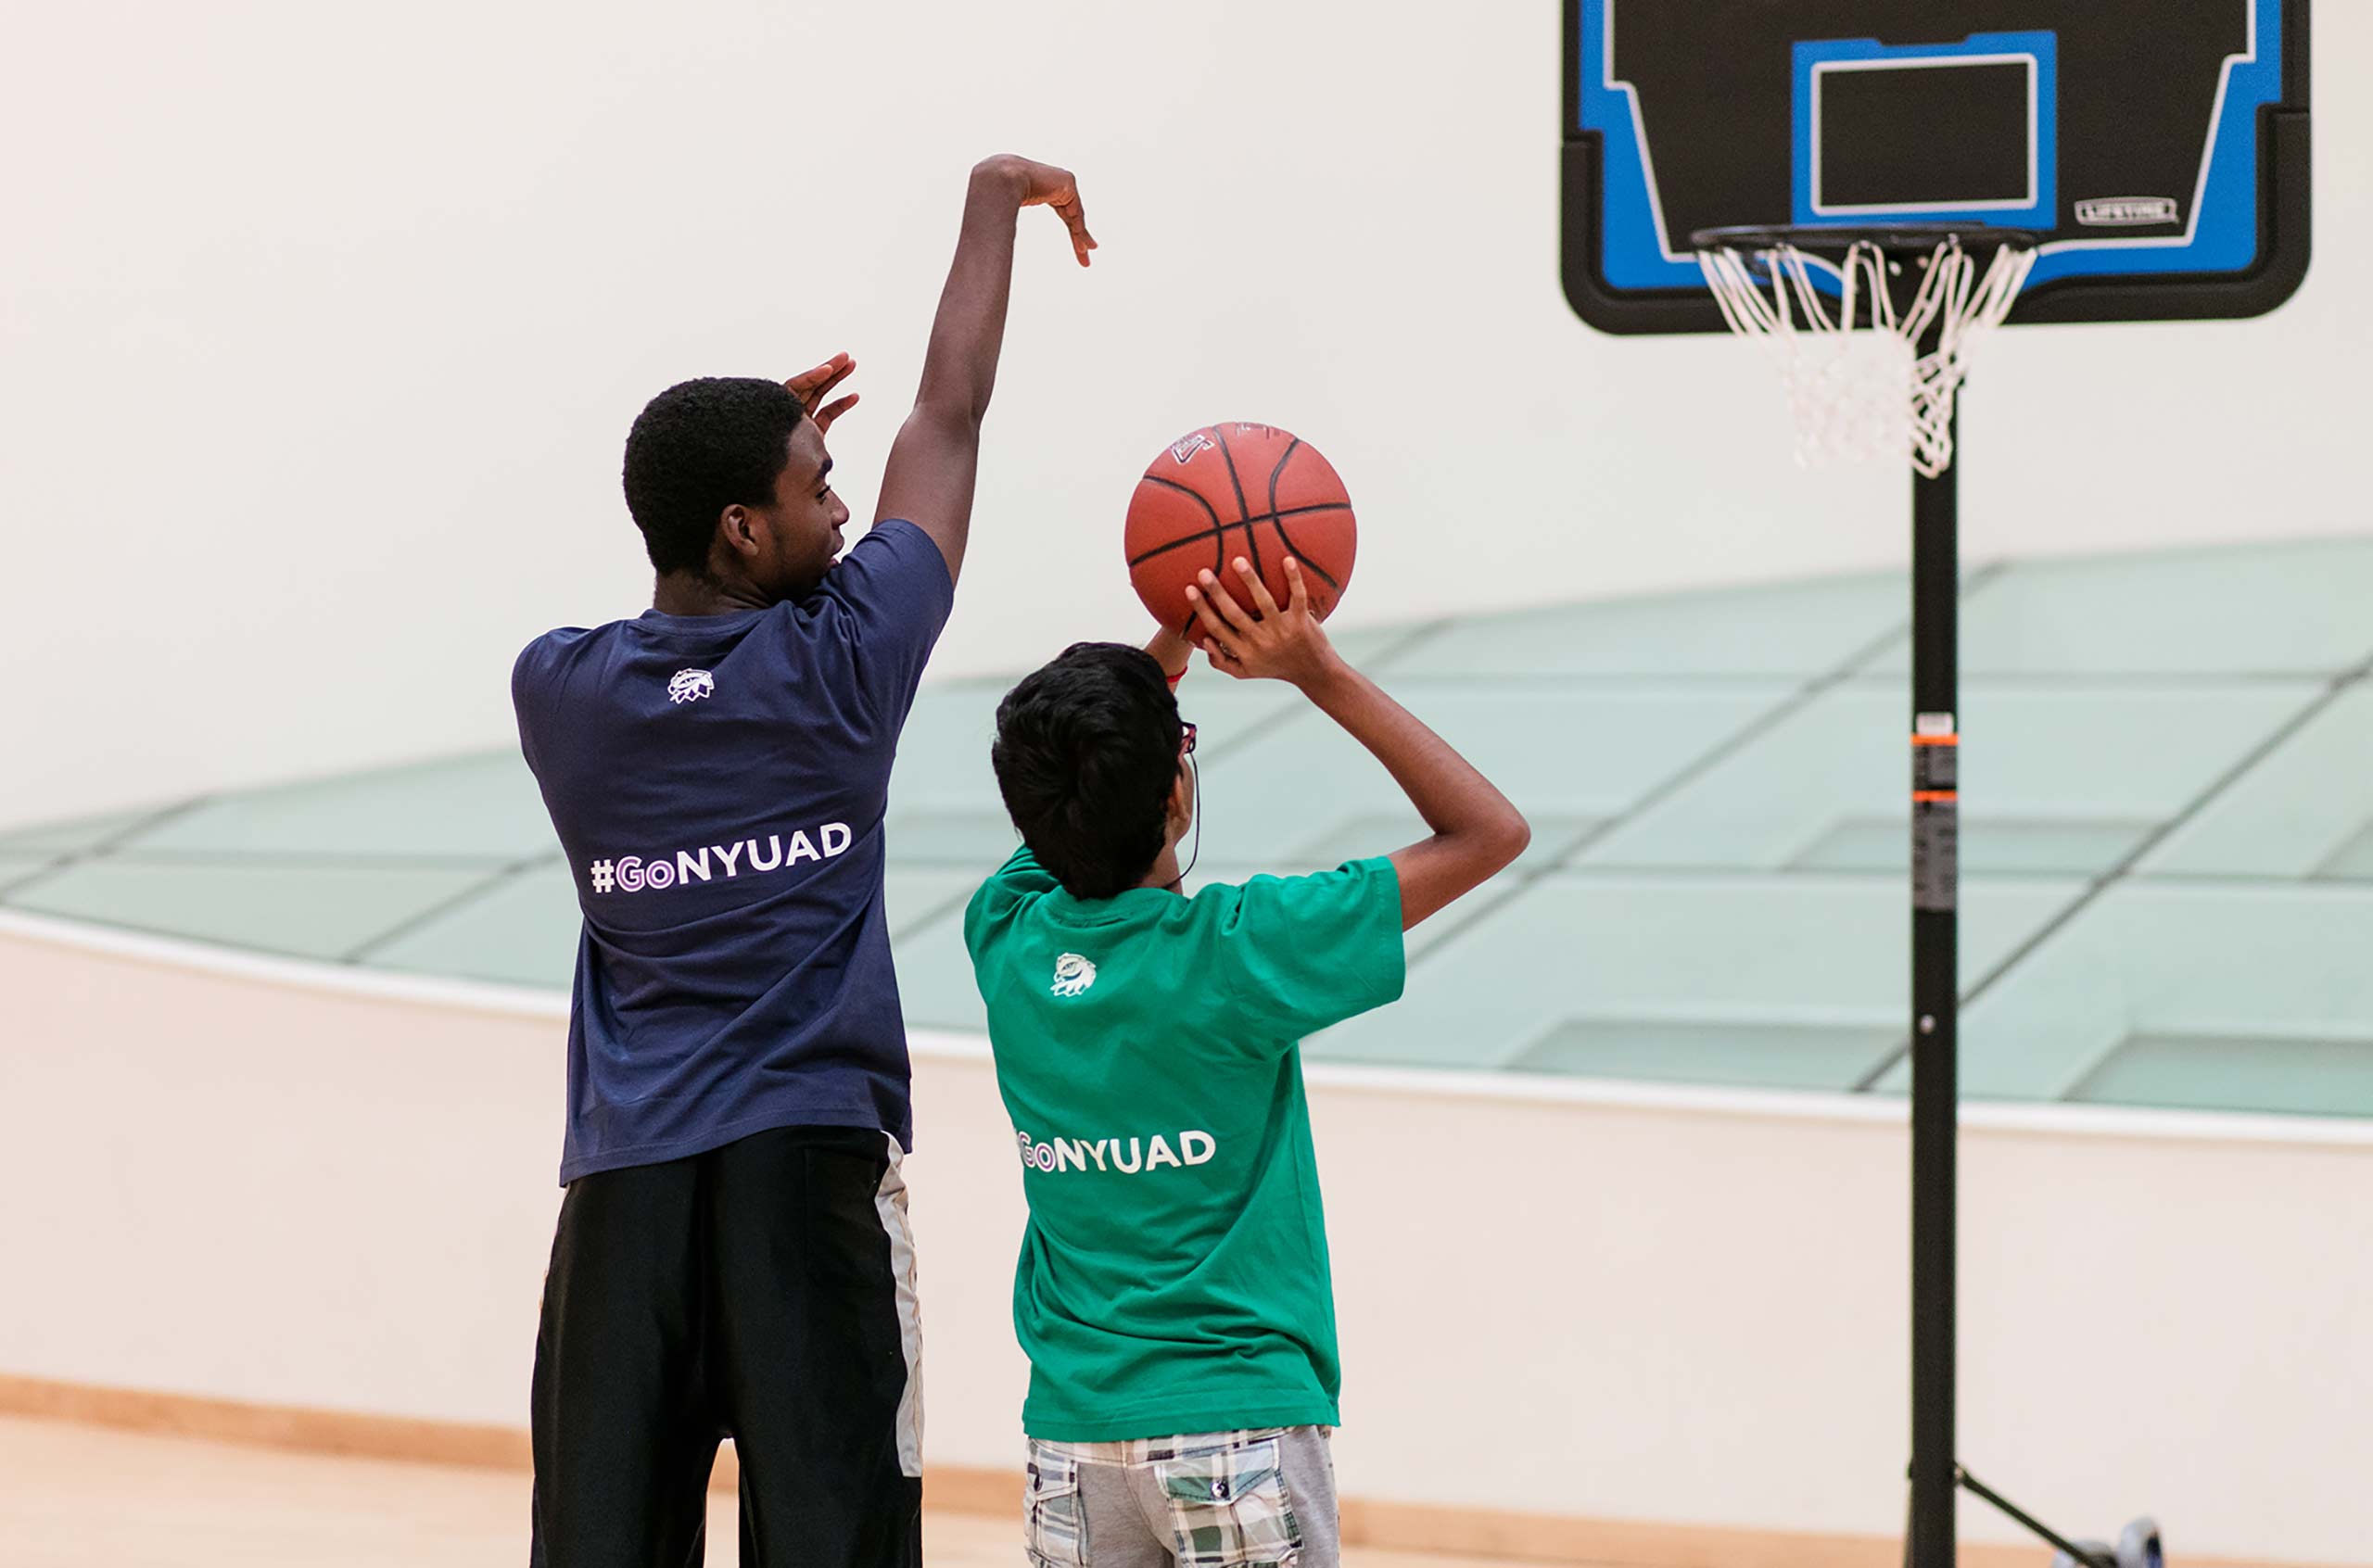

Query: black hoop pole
[1907,390,1961,1568]
[1680,225,2084,1568]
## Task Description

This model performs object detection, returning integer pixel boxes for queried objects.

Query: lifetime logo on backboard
[2075,196,2180,227]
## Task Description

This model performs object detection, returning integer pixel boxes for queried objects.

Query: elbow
[1479,807,1530,874]
[899,397,989,453]
[907,391,991,437]
[969,155,1030,200]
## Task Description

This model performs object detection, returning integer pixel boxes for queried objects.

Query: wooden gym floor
[0,1414,1526,1568]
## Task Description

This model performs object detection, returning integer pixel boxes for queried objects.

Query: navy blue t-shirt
[512,519,955,1183]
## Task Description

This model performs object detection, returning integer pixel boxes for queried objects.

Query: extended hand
[784,352,859,434]
[976,155,1096,267]
[1187,557,1340,688]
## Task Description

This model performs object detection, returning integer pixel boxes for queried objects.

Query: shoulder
[512,625,597,697]
[515,622,613,661]
[1203,856,1402,931]
[965,845,1060,950]
[816,520,955,616]
[859,517,950,577]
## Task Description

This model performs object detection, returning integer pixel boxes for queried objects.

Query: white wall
[4,0,2367,828]
[6,914,2370,1564]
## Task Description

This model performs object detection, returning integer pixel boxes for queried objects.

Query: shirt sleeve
[510,638,548,776]
[1206,856,1407,1049]
[813,519,957,727]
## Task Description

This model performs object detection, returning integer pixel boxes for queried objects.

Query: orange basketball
[1123,423,1356,634]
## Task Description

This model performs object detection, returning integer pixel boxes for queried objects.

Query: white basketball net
[1696,237,2037,478]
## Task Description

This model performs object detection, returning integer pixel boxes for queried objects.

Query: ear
[1169,764,1195,832]
[717,504,764,562]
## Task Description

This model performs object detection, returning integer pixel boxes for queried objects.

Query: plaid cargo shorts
[1023,1426,1338,1568]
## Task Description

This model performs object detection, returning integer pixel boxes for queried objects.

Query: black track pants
[529,1125,922,1568]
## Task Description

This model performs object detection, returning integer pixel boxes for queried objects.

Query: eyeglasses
[1170,722,1202,891]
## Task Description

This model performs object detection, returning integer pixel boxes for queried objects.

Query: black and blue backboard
[1560,1,2312,333]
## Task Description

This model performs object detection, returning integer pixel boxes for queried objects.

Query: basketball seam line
[1212,426,1263,585]
[1137,473,1225,523]
[1125,504,1354,568]
[1262,436,1342,594]
[1135,474,1230,634]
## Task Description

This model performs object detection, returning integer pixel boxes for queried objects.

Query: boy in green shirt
[965,555,1529,1567]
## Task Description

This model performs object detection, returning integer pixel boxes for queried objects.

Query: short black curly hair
[622,377,806,575]
[991,643,1186,900]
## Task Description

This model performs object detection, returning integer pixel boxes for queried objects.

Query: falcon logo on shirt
[1051,953,1098,997]
[667,668,716,704]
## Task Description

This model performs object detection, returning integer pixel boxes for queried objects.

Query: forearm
[1146,626,1194,682]
[913,160,1029,425]
[1300,660,1522,843]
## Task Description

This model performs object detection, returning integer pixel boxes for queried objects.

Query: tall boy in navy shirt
[512,155,1095,1568]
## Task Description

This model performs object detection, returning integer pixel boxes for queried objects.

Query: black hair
[991,642,1186,900]
[621,377,806,575]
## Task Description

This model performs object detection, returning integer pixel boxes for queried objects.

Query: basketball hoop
[1690,225,2041,478]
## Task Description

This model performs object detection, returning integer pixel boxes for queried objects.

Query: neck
[1136,842,1185,892]
[651,571,770,617]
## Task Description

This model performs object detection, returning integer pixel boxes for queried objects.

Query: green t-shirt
[963,848,1407,1442]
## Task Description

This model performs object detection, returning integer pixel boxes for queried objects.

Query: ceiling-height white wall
[4,1,2365,827]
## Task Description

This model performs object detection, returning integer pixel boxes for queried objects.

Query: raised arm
[1188,558,1530,929]
[1145,624,1195,684]
[874,155,1094,585]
